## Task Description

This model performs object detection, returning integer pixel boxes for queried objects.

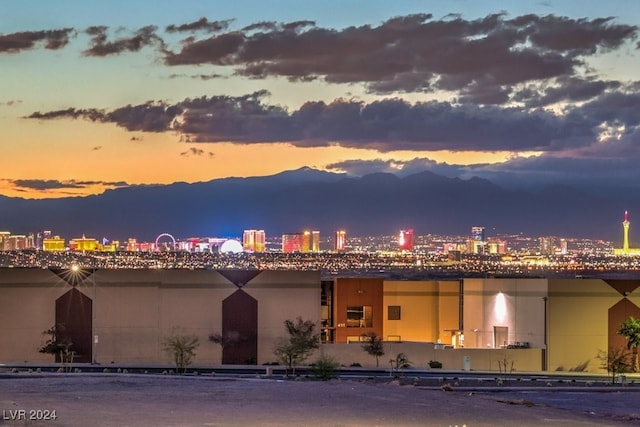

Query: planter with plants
[428,360,443,369]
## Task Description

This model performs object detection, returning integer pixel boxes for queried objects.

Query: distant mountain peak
[0,167,628,241]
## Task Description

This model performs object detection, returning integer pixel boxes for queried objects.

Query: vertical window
[388,305,401,320]
[347,306,372,327]
[493,326,508,349]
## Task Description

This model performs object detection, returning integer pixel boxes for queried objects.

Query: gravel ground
[1,375,639,426]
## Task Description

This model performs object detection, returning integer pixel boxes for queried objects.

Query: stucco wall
[0,269,68,363]
[382,281,439,342]
[463,278,546,350]
[547,279,621,373]
[315,341,542,372]
[0,268,320,366]
[243,270,321,364]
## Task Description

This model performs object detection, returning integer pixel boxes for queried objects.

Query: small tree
[162,329,200,373]
[361,333,385,367]
[597,347,632,384]
[617,316,640,372]
[39,324,75,371]
[273,317,320,374]
[390,352,411,376]
[312,353,339,381]
[209,331,241,364]
[497,353,515,380]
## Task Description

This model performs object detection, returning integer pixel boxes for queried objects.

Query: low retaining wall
[314,341,543,372]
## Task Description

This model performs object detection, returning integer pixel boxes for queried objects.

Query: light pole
[70,264,97,364]
[92,268,97,365]
[542,296,548,371]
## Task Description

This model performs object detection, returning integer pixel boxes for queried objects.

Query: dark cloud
[9,179,128,191]
[180,147,214,157]
[168,72,224,80]
[326,157,468,178]
[27,107,106,121]
[3,13,636,101]
[0,28,74,53]
[27,102,181,133]
[521,15,635,54]
[0,100,22,107]
[83,25,163,57]
[166,17,232,33]
[25,91,603,152]
[164,32,245,65]
[326,136,640,197]
[241,22,279,32]
[241,20,316,33]
[515,77,622,107]
[462,141,640,197]
[281,20,316,32]
[106,101,182,132]
[574,91,640,126]
[164,13,637,96]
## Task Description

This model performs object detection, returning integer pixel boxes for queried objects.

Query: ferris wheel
[155,233,176,251]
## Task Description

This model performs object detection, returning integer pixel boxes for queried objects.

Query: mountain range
[0,167,633,243]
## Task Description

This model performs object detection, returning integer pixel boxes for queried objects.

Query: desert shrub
[273,317,320,374]
[162,328,200,374]
[313,353,339,381]
[428,360,443,369]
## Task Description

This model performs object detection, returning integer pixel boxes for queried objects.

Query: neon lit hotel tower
[614,211,640,255]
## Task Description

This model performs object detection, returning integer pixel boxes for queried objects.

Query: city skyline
[2,1,640,202]
[0,218,628,256]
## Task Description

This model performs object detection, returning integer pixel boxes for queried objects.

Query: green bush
[312,353,339,381]
[162,329,200,374]
[428,360,443,368]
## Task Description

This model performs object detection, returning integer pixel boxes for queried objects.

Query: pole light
[92,268,97,365]
[69,264,97,365]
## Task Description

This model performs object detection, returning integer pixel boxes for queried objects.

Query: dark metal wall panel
[221,290,258,364]
[608,298,640,352]
[55,288,92,363]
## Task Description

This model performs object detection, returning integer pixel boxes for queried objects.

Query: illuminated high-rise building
[282,233,303,253]
[6,235,29,250]
[0,231,10,251]
[43,236,65,252]
[69,235,99,252]
[243,229,266,252]
[487,239,506,255]
[302,231,311,252]
[539,237,556,255]
[127,238,138,251]
[283,231,319,253]
[623,210,630,252]
[560,238,568,255]
[335,230,346,252]
[301,230,320,252]
[470,226,486,254]
[471,226,485,242]
[398,229,415,251]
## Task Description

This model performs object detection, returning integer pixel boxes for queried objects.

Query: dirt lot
[1,374,639,426]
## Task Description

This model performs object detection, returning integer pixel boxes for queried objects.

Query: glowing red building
[398,229,415,251]
[282,231,319,253]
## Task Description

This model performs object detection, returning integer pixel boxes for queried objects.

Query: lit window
[347,306,372,328]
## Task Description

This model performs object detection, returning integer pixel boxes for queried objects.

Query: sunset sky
[2,0,639,198]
